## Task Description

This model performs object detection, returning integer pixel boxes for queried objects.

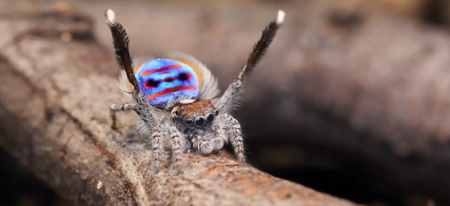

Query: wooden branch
[0,2,359,206]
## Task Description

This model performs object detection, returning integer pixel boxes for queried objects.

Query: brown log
[0,1,361,205]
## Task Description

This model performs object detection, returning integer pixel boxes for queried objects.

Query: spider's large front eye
[206,113,214,123]
[195,117,205,126]
[185,119,193,125]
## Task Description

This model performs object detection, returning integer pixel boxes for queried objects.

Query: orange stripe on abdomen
[149,85,197,99]
[141,64,182,76]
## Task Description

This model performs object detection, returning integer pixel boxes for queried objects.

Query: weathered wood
[0,1,360,206]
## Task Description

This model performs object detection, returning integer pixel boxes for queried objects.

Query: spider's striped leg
[168,125,185,174]
[110,103,138,131]
[210,125,228,152]
[151,124,164,173]
[221,114,246,164]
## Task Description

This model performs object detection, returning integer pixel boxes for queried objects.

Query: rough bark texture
[0,1,361,206]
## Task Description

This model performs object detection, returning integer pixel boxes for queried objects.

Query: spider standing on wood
[105,9,284,174]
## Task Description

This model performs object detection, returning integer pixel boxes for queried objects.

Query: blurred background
[2,0,450,205]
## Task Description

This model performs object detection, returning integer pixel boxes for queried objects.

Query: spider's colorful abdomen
[134,58,201,105]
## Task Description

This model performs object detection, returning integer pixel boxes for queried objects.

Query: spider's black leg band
[105,9,140,93]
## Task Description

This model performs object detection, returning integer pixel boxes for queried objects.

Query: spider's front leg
[219,114,246,164]
[110,103,138,131]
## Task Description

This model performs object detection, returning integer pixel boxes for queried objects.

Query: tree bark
[0,1,360,206]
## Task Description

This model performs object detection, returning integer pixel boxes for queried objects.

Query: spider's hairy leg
[213,126,228,151]
[222,114,246,164]
[105,9,140,92]
[132,92,165,173]
[151,124,164,173]
[110,103,138,131]
[216,10,285,113]
[133,91,157,128]
[168,125,185,174]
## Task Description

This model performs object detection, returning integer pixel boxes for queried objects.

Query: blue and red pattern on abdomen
[134,58,201,105]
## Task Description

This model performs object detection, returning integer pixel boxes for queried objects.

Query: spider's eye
[206,113,214,123]
[185,119,193,125]
[195,117,205,126]
[214,110,219,116]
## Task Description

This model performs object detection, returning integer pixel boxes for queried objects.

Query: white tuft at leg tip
[106,9,115,23]
[276,10,285,24]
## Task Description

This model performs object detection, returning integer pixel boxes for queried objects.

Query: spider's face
[171,99,218,129]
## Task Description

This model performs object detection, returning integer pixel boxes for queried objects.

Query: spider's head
[171,99,218,128]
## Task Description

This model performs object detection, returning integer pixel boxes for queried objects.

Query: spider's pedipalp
[215,10,285,113]
[192,134,215,155]
[191,126,227,155]
[105,9,139,92]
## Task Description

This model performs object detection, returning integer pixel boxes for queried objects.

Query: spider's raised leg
[110,103,138,131]
[105,9,139,92]
[215,11,285,113]
[106,10,168,173]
